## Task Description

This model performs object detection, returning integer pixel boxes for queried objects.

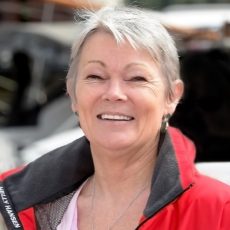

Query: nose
[102,80,128,101]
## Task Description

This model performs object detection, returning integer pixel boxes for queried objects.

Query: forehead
[79,31,158,69]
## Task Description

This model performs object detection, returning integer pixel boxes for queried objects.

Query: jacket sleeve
[220,201,230,229]
[0,213,8,230]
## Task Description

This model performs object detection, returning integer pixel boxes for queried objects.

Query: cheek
[134,92,167,130]
[135,85,166,111]
[75,90,95,116]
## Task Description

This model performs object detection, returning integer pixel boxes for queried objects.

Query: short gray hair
[67,7,180,100]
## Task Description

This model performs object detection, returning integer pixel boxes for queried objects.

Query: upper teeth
[100,114,132,121]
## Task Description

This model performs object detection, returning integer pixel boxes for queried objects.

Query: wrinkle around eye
[125,77,163,96]
[125,76,160,86]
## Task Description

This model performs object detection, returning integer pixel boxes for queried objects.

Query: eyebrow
[85,60,151,71]
[86,60,106,67]
[124,62,150,70]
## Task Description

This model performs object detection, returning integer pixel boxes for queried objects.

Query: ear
[66,78,78,113]
[165,80,184,115]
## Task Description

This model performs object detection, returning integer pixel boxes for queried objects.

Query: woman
[0,7,230,230]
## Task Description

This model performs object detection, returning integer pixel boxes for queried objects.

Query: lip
[97,112,134,121]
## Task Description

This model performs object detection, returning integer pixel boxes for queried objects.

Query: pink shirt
[57,181,87,230]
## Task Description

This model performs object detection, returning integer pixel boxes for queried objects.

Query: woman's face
[70,32,176,152]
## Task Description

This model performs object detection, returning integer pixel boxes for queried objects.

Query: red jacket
[1,127,230,229]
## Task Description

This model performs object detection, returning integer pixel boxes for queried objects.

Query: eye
[86,75,104,80]
[128,76,148,82]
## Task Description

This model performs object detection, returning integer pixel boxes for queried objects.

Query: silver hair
[67,7,180,100]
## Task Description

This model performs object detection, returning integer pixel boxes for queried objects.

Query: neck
[90,140,158,199]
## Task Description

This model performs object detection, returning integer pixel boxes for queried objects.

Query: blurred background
[0,0,229,184]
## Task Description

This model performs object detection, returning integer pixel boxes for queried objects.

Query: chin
[97,136,135,151]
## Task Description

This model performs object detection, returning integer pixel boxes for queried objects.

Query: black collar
[4,136,94,212]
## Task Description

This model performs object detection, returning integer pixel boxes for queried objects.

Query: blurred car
[196,162,230,185]
[0,22,83,167]
[0,22,82,126]
[0,134,17,172]
[161,4,230,162]
[20,127,84,164]
[163,4,230,29]
[0,95,77,148]
[0,94,80,169]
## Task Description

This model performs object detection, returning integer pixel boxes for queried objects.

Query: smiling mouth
[97,114,134,121]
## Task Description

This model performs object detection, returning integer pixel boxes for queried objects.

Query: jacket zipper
[135,183,194,230]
